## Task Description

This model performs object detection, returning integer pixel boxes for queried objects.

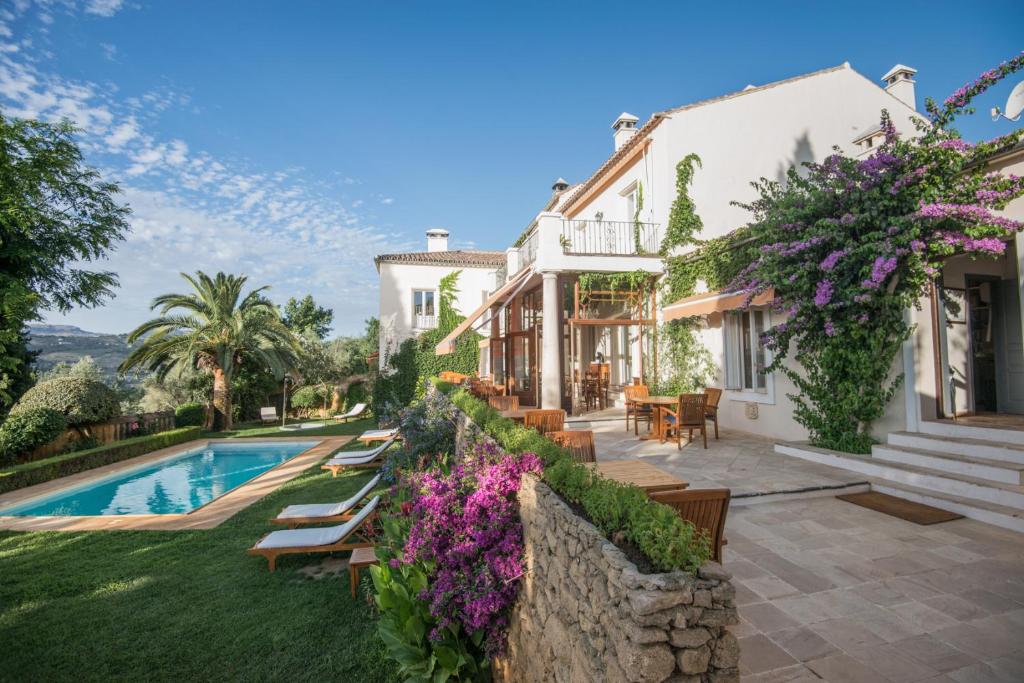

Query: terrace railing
[560,219,661,256]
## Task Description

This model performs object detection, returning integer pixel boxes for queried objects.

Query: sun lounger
[260,406,279,424]
[331,402,367,423]
[248,496,380,571]
[321,435,398,477]
[271,474,382,528]
[357,428,399,445]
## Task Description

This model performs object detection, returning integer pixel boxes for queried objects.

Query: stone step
[917,419,1024,447]
[775,442,1024,509]
[872,444,1024,485]
[887,431,1024,465]
[869,481,1024,534]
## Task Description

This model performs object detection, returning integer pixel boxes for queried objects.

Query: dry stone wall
[443,389,740,682]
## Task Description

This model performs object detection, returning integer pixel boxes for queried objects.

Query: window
[625,190,636,222]
[725,309,769,392]
[413,290,435,328]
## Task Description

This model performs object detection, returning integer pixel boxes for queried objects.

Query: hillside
[27,325,133,380]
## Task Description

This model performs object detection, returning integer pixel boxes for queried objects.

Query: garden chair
[704,388,722,440]
[321,435,398,477]
[623,384,652,434]
[271,474,382,528]
[649,488,731,563]
[260,406,278,424]
[523,409,565,435]
[489,395,519,411]
[660,393,708,449]
[547,430,596,463]
[248,496,380,571]
[331,402,367,423]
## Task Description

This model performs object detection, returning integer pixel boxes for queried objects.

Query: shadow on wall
[775,131,815,186]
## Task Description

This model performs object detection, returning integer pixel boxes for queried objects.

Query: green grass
[0,417,396,681]
[203,417,376,440]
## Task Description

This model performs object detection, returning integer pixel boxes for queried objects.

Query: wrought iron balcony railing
[560,219,661,256]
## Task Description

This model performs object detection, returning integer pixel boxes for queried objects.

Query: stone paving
[570,409,1024,681]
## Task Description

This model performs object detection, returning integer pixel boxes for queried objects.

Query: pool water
[2,441,318,516]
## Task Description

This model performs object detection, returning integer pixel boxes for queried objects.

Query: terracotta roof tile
[374,250,506,269]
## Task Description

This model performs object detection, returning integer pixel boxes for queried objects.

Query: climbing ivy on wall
[632,181,646,254]
[661,153,704,254]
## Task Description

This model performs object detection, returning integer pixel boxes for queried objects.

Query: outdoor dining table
[631,395,679,441]
[587,459,689,494]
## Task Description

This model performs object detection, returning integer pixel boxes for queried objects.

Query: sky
[2,0,1022,336]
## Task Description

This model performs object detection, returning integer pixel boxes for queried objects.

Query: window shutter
[724,313,741,390]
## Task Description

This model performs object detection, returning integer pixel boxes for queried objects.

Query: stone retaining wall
[444,389,740,682]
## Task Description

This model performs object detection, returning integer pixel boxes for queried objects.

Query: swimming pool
[1,441,320,516]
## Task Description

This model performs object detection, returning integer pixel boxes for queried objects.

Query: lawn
[0,417,397,682]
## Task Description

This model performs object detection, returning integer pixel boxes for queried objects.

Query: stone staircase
[776,420,1024,533]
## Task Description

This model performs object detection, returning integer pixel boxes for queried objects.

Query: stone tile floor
[725,496,1024,682]
[569,409,1024,681]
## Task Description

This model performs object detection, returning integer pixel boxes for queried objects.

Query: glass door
[508,331,536,406]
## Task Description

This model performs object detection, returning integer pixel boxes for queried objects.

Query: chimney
[552,177,569,192]
[425,228,449,252]
[612,112,640,151]
[881,64,917,111]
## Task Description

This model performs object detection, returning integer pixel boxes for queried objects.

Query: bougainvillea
[730,53,1024,453]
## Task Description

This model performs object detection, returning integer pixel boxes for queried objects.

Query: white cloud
[99,42,117,60]
[104,116,138,150]
[380,196,394,205]
[84,0,125,18]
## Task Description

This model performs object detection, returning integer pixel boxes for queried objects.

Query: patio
[568,407,1024,681]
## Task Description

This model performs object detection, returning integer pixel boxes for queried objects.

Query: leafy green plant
[174,402,204,427]
[661,153,703,253]
[11,376,121,426]
[432,379,711,573]
[0,408,67,464]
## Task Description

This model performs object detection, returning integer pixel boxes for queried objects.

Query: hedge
[0,426,202,494]
[174,402,204,427]
[11,376,121,426]
[431,379,710,574]
[0,408,67,465]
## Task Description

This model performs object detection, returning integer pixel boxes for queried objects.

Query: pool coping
[0,436,353,531]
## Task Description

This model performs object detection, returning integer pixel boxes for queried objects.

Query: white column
[902,308,920,432]
[541,271,561,409]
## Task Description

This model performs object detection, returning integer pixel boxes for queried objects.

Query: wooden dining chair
[623,384,652,434]
[704,388,723,440]
[546,430,596,463]
[649,488,731,563]
[489,395,520,411]
[523,409,565,435]
[660,393,708,449]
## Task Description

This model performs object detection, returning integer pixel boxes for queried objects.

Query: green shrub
[432,378,711,574]
[0,427,202,494]
[290,385,328,409]
[344,381,368,411]
[11,377,121,426]
[0,408,67,465]
[174,402,204,427]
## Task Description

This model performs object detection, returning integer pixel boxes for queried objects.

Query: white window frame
[412,289,436,329]
[621,181,638,222]
[724,307,775,405]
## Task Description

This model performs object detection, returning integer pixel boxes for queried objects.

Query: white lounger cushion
[360,428,397,440]
[255,496,380,549]
[277,474,381,519]
[333,403,367,419]
[325,435,398,465]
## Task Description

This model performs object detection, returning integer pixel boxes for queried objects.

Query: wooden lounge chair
[649,488,731,563]
[332,402,367,423]
[661,393,708,449]
[260,406,278,424]
[489,395,519,411]
[704,388,722,440]
[524,409,565,435]
[321,435,398,477]
[624,384,653,434]
[547,430,596,463]
[248,496,380,571]
[357,428,399,445]
[271,474,382,528]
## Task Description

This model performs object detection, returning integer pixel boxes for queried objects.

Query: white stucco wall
[377,262,497,366]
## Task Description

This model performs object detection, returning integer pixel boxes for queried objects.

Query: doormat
[837,492,964,525]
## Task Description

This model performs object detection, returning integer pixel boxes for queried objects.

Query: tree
[41,356,105,383]
[731,53,1024,452]
[120,271,300,431]
[281,294,334,340]
[0,113,130,411]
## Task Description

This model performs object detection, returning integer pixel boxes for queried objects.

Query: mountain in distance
[27,324,133,380]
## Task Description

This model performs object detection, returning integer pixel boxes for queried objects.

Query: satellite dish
[992,80,1024,122]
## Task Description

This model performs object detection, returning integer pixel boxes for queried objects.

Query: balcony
[560,219,660,256]
[414,314,437,330]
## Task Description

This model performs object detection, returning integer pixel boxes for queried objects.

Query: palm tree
[121,271,299,431]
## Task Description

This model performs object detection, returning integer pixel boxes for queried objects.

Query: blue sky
[2,1,1022,335]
